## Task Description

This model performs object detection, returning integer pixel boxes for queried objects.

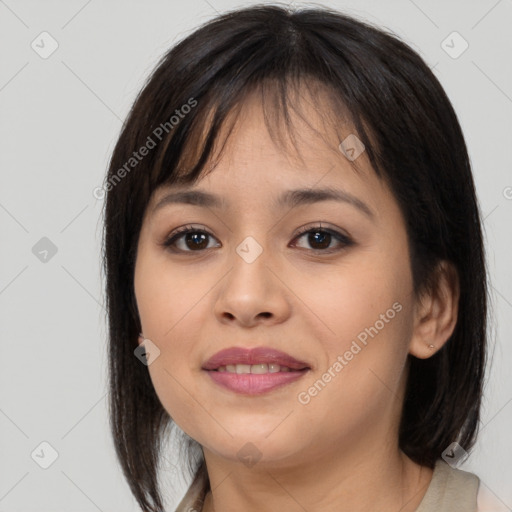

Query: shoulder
[415,459,480,512]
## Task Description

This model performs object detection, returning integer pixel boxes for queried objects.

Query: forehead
[151,84,381,205]
[170,79,371,173]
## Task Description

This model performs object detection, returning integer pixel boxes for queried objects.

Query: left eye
[162,225,353,253]
[291,227,353,252]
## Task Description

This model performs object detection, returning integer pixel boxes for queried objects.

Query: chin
[200,430,305,467]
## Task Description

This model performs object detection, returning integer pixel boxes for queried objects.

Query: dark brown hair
[102,4,488,511]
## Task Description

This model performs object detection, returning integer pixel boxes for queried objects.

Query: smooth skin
[134,85,459,512]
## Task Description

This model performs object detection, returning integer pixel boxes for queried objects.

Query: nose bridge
[227,202,274,266]
[235,234,266,266]
[213,229,289,326]
[227,231,270,296]
[227,202,293,284]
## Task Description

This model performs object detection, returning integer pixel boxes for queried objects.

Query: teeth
[217,363,295,374]
[268,364,281,373]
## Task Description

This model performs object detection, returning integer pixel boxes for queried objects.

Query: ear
[409,261,459,359]
[138,333,145,346]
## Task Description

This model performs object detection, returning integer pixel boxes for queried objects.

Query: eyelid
[161,224,216,247]
[290,222,354,252]
[161,222,354,253]
[292,221,351,239]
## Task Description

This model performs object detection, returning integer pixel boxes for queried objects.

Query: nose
[213,242,291,328]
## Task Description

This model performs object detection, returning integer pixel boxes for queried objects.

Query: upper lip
[202,347,311,371]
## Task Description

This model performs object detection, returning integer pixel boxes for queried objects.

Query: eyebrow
[152,187,374,219]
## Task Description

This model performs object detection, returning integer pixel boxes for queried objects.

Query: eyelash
[161,223,354,254]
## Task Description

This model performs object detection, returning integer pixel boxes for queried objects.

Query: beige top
[174,459,480,512]
[415,459,479,511]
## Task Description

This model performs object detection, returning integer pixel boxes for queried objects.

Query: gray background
[1,0,511,510]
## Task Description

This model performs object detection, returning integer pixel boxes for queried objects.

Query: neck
[200,438,433,512]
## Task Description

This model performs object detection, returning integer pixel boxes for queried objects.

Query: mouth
[202,346,311,395]
[202,346,311,371]
[209,363,308,373]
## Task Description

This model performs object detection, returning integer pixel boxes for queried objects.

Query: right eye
[162,225,221,253]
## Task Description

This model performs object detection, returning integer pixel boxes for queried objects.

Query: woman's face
[134,91,419,470]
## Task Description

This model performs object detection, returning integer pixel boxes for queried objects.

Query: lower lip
[204,369,309,395]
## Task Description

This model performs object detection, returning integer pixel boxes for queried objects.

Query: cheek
[294,299,412,448]
[134,250,214,432]
[134,245,195,337]
[295,247,412,351]
[294,246,414,406]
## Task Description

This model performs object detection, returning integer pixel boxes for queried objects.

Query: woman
[102,4,488,511]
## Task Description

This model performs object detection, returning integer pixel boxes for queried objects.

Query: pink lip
[202,347,311,396]
[202,346,310,371]
[206,369,309,395]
